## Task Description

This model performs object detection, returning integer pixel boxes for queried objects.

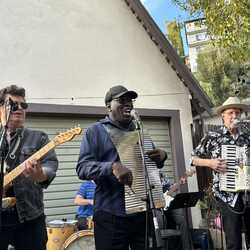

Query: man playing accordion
[191,96,250,250]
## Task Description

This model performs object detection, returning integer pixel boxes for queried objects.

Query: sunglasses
[14,101,28,110]
[4,100,28,111]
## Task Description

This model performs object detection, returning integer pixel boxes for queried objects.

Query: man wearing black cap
[76,85,167,250]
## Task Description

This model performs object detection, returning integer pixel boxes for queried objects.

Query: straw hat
[217,96,250,114]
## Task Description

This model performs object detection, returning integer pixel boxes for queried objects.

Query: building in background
[184,18,210,72]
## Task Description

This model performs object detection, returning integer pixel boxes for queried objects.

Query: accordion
[219,144,250,192]
[110,129,165,214]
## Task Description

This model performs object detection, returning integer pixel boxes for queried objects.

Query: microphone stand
[0,104,12,232]
[135,118,163,249]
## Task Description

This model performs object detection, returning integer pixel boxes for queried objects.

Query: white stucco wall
[0,0,200,226]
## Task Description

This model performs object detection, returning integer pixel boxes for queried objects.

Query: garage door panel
[45,198,75,208]
[56,148,80,155]
[46,183,80,192]
[53,140,83,147]
[44,190,77,200]
[52,176,80,184]
[45,206,76,216]
[27,117,96,126]
[57,162,78,169]
[56,169,76,176]
[57,155,79,162]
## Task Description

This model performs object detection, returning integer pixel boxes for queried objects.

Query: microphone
[130,109,141,130]
[233,118,250,125]
[130,109,141,122]
[5,98,18,112]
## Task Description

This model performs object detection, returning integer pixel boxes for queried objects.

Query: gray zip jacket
[4,127,58,222]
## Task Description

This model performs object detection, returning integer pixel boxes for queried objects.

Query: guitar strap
[5,128,26,173]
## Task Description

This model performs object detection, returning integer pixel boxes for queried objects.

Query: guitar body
[163,192,174,210]
[2,180,16,209]
[2,197,16,209]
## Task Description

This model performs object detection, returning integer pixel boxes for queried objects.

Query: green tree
[166,20,185,58]
[195,47,248,105]
[171,0,250,63]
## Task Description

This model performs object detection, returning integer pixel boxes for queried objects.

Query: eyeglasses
[4,100,28,110]
[113,97,136,105]
[15,102,28,110]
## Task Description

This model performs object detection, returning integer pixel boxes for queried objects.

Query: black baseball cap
[105,85,138,105]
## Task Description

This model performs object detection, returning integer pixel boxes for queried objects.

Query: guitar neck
[3,141,56,187]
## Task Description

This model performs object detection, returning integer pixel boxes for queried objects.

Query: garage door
[26,116,174,221]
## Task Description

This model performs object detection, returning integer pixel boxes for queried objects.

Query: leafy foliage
[166,20,185,58]
[171,0,250,63]
[195,47,249,105]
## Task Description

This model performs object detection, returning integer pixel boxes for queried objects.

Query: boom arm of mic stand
[136,125,163,248]
[0,107,12,232]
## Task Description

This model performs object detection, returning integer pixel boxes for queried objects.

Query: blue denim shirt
[3,128,58,223]
[76,117,164,216]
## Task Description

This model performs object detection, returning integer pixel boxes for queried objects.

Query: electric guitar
[163,168,196,210]
[2,127,82,209]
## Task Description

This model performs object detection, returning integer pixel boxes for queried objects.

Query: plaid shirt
[192,126,250,207]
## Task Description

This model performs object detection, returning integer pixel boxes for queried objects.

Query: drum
[46,219,77,250]
[61,230,95,250]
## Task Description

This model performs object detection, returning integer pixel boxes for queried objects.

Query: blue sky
[140,0,191,54]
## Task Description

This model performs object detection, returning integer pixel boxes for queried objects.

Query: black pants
[0,208,47,250]
[165,208,193,250]
[93,210,147,250]
[217,197,250,250]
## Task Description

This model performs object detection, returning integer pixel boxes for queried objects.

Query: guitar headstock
[53,127,82,145]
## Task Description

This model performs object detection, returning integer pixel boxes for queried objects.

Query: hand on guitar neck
[166,169,196,197]
[163,168,196,210]
[23,159,47,182]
